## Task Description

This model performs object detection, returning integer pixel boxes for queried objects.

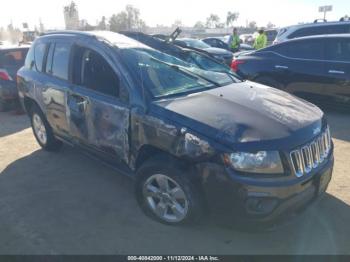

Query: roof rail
[41,30,96,38]
[313,19,327,23]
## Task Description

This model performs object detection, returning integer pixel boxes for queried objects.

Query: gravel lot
[0,110,349,255]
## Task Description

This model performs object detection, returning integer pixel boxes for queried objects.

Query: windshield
[181,39,211,49]
[120,47,237,99]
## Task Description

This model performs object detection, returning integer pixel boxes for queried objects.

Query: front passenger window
[72,47,121,98]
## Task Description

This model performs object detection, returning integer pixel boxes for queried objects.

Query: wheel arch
[23,96,43,115]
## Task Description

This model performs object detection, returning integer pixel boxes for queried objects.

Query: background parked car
[265,29,278,46]
[274,20,350,44]
[17,31,333,226]
[239,34,254,45]
[232,34,350,109]
[174,38,233,65]
[202,37,254,52]
[0,45,29,111]
[120,31,234,75]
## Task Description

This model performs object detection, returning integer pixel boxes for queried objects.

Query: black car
[120,31,234,75]
[17,31,333,226]
[0,45,29,111]
[202,37,254,52]
[174,38,233,65]
[232,34,350,109]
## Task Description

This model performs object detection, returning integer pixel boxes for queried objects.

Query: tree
[226,12,239,27]
[64,1,78,18]
[39,19,45,33]
[172,20,183,28]
[206,14,220,28]
[266,22,275,29]
[193,21,205,29]
[109,12,128,32]
[248,21,257,30]
[97,16,107,30]
[109,5,147,32]
[125,5,140,30]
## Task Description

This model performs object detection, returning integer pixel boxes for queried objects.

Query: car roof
[0,45,30,51]
[282,20,350,30]
[41,30,150,49]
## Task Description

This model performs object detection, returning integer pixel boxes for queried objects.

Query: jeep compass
[17,31,333,225]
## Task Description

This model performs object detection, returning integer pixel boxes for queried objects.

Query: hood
[203,47,232,56]
[152,81,324,151]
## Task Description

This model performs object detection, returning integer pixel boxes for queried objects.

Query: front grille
[290,127,331,177]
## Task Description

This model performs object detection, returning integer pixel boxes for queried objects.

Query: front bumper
[197,153,334,223]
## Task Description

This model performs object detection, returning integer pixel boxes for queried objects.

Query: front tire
[135,156,204,225]
[30,105,62,152]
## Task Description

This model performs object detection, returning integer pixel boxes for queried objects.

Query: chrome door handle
[275,65,289,69]
[328,70,345,74]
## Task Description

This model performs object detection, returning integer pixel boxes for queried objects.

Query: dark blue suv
[17,31,333,225]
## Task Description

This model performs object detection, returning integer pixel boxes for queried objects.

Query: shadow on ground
[0,146,349,254]
[0,112,29,138]
[324,110,350,143]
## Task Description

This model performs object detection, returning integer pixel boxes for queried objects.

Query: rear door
[43,39,73,139]
[323,37,350,107]
[67,44,131,165]
[271,39,327,102]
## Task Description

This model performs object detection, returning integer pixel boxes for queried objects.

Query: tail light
[231,59,245,72]
[0,69,12,81]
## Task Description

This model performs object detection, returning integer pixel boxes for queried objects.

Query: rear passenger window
[326,38,350,61]
[51,42,71,80]
[34,43,47,72]
[275,40,324,60]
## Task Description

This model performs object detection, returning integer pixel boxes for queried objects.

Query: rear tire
[30,105,63,152]
[135,156,204,225]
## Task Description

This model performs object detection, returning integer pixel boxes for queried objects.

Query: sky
[1,0,349,30]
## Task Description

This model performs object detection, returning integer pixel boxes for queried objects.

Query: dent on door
[68,95,130,164]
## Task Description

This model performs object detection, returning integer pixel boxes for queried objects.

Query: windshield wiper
[150,57,221,87]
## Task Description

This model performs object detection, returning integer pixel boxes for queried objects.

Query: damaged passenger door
[68,44,130,166]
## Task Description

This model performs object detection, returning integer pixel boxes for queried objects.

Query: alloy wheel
[143,174,189,223]
[32,113,47,145]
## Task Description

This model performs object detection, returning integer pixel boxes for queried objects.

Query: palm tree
[226,12,239,27]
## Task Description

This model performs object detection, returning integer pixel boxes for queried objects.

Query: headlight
[223,151,284,174]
